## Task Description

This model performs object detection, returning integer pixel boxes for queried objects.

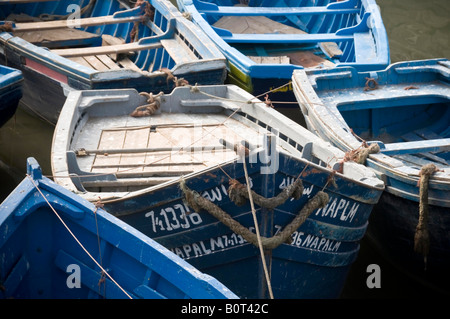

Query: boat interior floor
[7,13,142,72]
[212,5,338,68]
[71,112,266,191]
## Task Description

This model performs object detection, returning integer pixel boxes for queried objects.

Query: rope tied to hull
[337,142,380,171]
[129,0,155,42]
[130,91,163,117]
[414,163,440,269]
[228,178,303,208]
[179,179,329,251]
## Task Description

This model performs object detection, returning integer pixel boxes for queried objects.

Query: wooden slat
[13,28,101,47]
[68,56,93,69]
[160,38,198,64]
[96,54,120,70]
[83,55,110,71]
[52,41,162,57]
[248,56,290,64]
[380,138,450,156]
[119,127,150,173]
[118,57,142,72]
[199,5,360,16]
[92,130,125,173]
[12,15,142,32]
[52,43,161,58]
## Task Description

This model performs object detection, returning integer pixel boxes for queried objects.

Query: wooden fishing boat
[292,58,450,293]
[0,64,23,127]
[0,0,226,124]
[51,84,384,298]
[0,157,237,299]
[176,0,389,106]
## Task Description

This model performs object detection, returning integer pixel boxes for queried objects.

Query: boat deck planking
[72,112,259,190]
[6,12,147,72]
[213,13,337,68]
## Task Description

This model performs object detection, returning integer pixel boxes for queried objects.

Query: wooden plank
[68,57,93,69]
[119,127,151,173]
[12,15,142,32]
[13,28,101,48]
[118,57,143,72]
[102,34,126,60]
[199,5,360,16]
[161,38,198,64]
[248,56,290,64]
[92,130,125,174]
[214,15,308,35]
[96,54,121,70]
[380,138,450,156]
[214,15,336,67]
[83,55,110,71]
[52,41,162,57]
[102,34,126,46]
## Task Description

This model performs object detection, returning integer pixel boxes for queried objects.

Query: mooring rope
[241,151,274,299]
[179,179,329,252]
[414,163,440,270]
[228,177,303,208]
[26,174,133,299]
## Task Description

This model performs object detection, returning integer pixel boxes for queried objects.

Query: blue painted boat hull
[292,58,450,293]
[177,0,389,106]
[51,85,384,298]
[0,157,237,299]
[0,0,226,124]
[104,150,381,298]
[0,64,23,127]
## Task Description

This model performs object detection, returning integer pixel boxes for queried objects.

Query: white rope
[26,174,133,299]
[240,152,274,299]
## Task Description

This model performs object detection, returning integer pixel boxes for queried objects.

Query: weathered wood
[380,138,450,156]
[12,15,143,32]
[96,54,121,70]
[52,41,163,57]
[118,57,142,72]
[213,15,335,67]
[13,28,101,48]
[161,38,199,64]
[214,15,308,35]
[248,56,290,64]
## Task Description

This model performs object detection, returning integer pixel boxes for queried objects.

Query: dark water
[0,0,449,299]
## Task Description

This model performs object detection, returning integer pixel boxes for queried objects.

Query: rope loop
[179,178,329,251]
[228,178,303,209]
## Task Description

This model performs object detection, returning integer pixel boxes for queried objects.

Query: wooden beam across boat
[52,41,162,57]
[198,6,360,16]
[378,138,450,156]
[11,15,143,32]
[220,32,354,44]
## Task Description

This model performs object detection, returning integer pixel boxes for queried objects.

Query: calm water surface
[0,0,448,299]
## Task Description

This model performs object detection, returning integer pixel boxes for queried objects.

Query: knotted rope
[228,178,303,208]
[0,22,13,32]
[344,142,380,165]
[130,0,155,42]
[179,179,329,250]
[414,163,440,269]
[130,91,163,117]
